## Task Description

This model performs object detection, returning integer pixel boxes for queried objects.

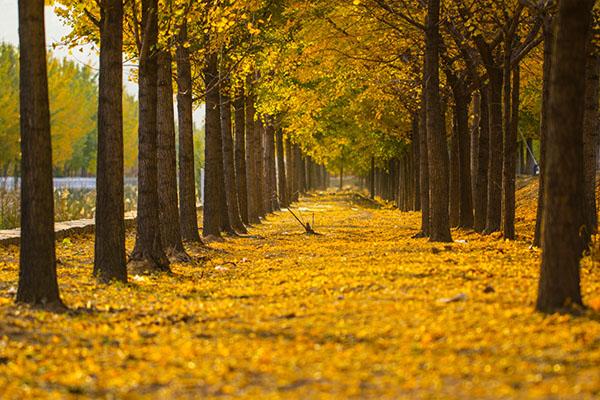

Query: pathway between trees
[0,192,599,398]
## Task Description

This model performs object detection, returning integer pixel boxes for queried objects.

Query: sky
[0,1,205,128]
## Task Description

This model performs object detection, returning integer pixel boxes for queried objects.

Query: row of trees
[13,0,598,314]
[0,43,140,177]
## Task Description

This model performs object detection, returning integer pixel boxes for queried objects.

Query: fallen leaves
[0,191,598,398]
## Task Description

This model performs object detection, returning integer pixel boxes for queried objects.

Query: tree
[157,49,187,258]
[94,0,127,283]
[234,84,249,224]
[130,0,169,271]
[16,0,62,306]
[425,0,451,242]
[176,21,202,243]
[536,0,594,313]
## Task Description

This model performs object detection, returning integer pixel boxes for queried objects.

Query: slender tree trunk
[176,22,201,243]
[534,19,554,247]
[94,0,126,283]
[245,82,260,224]
[255,117,266,217]
[276,129,288,207]
[286,139,296,202]
[202,51,224,238]
[449,110,460,227]
[525,138,535,175]
[457,91,473,228]
[339,148,344,191]
[419,103,430,236]
[131,0,169,270]
[474,87,490,232]
[485,68,504,234]
[426,0,451,242]
[503,63,520,240]
[233,84,248,224]
[370,156,375,199]
[412,114,421,211]
[471,91,481,203]
[296,146,306,195]
[157,50,186,256]
[220,72,246,234]
[16,0,62,305]
[536,0,593,313]
[583,43,599,237]
[266,122,279,211]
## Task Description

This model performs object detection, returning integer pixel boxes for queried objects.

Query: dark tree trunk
[471,91,481,203]
[276,129,288,207]
[534,18,554,247]
[583,44,599,237]
[94,0,126,283]
[157,50,186,256]
[202,51,224,238]
[419,103,430,236]
[131,0,169,270]
[266,123,279,211]
[457,91,473,228]
[286,139,296,202]
[536,0,593,313]
[485,68,504,234]
[370,156,375,199]
[176,22,201,243]
[234,85,248,224]
[449,110,460,227]
[254,118,266,218]
[412,114,421,211]
[503,63,520,240]
[220,73,246,234]
[16,0,62,305]
[245,83,260,224]
[339,148,344,191]
[425,0,451,242]
[474,87,490,232]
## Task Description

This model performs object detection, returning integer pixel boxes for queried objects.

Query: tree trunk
[202,51,224,238]
[131,0,169,271]
[525,138,535,175]
[534,18,554,247]
[471,91,481,203]
[276,129,288,207]
[16,0,62,305]
[419,102,430,236]
[94,0,126,283]
[286,140,296,202]
[176,22,201,243]
[583,44,599,237]
[536,0,593,313]
[412,114,421,211]
[485,67,503,234]
[157,50,186,256]
[220,72,246,234]
[255,117,266,218]
[449,110,460,227]
[474,87,490,232]
[370,156,375,199]
[245,82,260,224]
[503,63,520,240]
[425,0,451,242]
[266,122,279,211]
[457,91,473,228]
[233,84,248,224]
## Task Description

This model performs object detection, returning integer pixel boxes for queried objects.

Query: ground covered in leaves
[0,191,599,399]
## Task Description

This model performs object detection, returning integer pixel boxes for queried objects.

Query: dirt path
[0,192,598,398]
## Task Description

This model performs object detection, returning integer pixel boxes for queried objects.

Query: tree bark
[16,0,62,305]
[202,51,224,238]
[94,0,126,283]
[536,0,593,313]
[457,90,473,228]
[449,110,460,227]
[485,68,503,234]
[412,114,421,211]
[276,129,288,207]
[254,117,266,218]
[474,87,490,232]
[234,84,249,224]
[245,82,260,224]
[176,22,201,243]
[419,102,430,236]
[425,0,452,242]
[265,122,279,211]
[157,50,186,256]
[370,156,375,199]
[131,0,169,271]
[583,43,599,237]
[286,139,296,202]
[220,72,246,234]
[503,62,520,240]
